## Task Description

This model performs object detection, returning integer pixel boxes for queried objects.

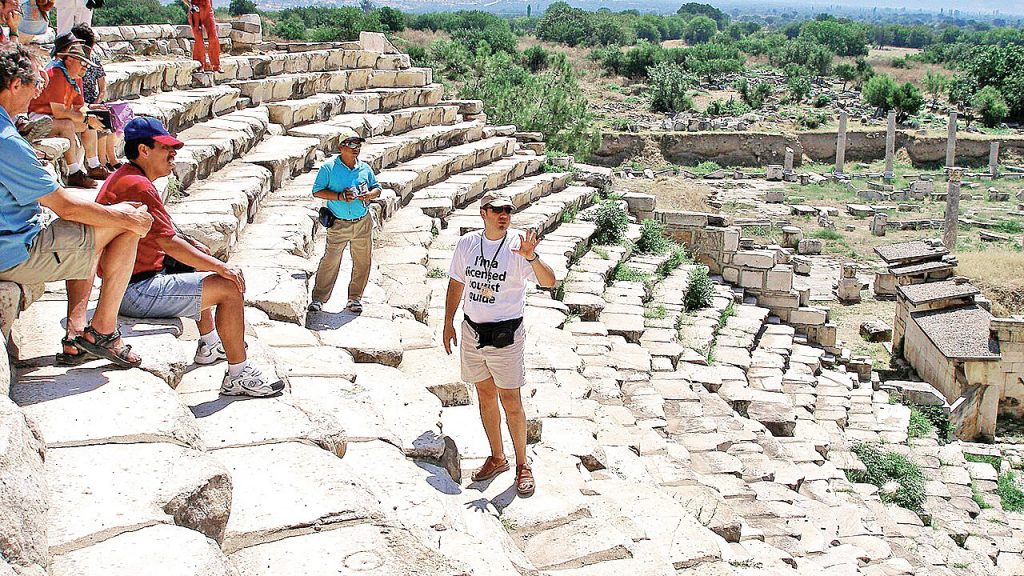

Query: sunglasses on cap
[486,205,513,214]
[341,139,362,149]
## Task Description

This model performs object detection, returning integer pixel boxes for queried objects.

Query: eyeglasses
[487,205,513,214]
[341,140,362,149]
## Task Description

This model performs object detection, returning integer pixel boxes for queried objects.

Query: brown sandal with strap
[516,464,535,496]
[471,456,510,482]
[75,326,142,369]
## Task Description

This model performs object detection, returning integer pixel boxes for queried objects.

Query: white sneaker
[194,339,227,365]
[308,300,323,312]
[220,364,285,397]
[347,299,363,313]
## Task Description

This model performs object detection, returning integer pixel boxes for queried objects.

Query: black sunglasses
[487,205,513,214]
[341,140,362,149]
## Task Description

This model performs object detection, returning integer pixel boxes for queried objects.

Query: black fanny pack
[466,316,522,349]
[318,206,336,228]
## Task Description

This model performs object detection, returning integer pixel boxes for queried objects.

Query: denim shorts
[119,271,214,321]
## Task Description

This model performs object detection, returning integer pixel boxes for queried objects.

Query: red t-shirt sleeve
[29,68,68,115]
[96,176,175,239]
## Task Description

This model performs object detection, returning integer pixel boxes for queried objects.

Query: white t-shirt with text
[448,229,538,323]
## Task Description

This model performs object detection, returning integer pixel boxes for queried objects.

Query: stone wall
[902,317,957,402]
[592,130,1024,168]
[951,383,986,442]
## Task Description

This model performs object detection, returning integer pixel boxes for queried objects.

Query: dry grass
[840,47,952,89]
[957,250,1024,317]
[693,89,742,113]
[394,29,450,49]
[617,175,715,212]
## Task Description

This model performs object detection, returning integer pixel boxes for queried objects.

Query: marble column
[943,168,964,250]
[945,111,957,168]
[989,141,1000,178]
[884,111,896,180]
[783,147,794,176]
[834,111,847,176]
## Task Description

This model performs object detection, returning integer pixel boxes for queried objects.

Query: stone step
[230,67,433,106]
[131,84,241,133]
[173,107,271,190]
[376,136,517,202]
[270,93,458,132]
[50,524,235,576]
[107,48,412,100]
[409,154,545,219]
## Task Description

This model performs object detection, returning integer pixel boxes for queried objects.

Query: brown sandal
[516,464,535,496]
[471,456,509,482]
[75,326,142,369]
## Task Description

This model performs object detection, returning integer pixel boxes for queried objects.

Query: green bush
[648,62,696,113]
[907,408,934,440]
[536,1,592,47]
[275,15,306,40]
[916,405,954,444]
[972,86,1010,128]
[229,0,256,16]
[93,0,185,25]
[521,45,551,72]
[786,74,811,103]
[585,200,630,245]
[735,78,771,109]
[810,228,843,240]
[812,93,832,108]
[848,443,926,511]
[997,471,1024,512]
[705,98,750,116]
[685,265,714,311]
[656,244,690,278]
[684,15,717,44]
[636,219,670,255]
[798,110,829,129]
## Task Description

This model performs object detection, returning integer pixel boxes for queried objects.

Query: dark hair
[0,42,40,93]
[70,23,96,48]
[124,138,156,160]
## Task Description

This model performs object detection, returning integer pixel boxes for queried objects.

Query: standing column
[783,146,794,177]
[943,167,964,250]
[884,110,896,180]
[945,111,957,168]
[989,141,1000,178]
[835,111,848,176]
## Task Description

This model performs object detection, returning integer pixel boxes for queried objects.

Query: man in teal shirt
[308,127,381,314]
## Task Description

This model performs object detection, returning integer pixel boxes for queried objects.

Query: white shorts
[460,319,527,389]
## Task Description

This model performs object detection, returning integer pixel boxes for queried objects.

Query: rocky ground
[1,35,1023,576]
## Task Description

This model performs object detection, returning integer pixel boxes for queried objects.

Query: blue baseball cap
[123,116,184,149]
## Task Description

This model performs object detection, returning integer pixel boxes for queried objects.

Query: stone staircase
[2,31,1023,576]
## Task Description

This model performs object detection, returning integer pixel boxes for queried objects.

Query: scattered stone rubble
[0,28,1022,576]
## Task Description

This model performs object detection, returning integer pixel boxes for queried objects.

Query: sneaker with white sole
[308,300,323,312]
[220,364,285,397]
[347,299,363,313]
[194,339,227,365]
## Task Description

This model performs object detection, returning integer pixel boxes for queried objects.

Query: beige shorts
[460,319,527,389]
[0,219,95,285]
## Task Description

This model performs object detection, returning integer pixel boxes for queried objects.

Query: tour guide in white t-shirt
[443,190,555,496]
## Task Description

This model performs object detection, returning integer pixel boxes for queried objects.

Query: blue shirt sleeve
[0,135,59,205]
[365,165,379,190]
[312,162,332,194]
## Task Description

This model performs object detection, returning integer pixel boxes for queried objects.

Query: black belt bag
[466,316,523,349]
[318,207,337,228]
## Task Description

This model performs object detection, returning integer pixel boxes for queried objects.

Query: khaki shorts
[0,219,95,285]
[460,319,527,389]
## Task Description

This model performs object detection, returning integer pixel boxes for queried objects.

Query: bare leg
[64,263,97,352]
[51,118,79,166]
[96,133,109,166]
[498,387,527,467]
[200,275,245,363]
[88,226,139,335]
[105,134,118,164]
[80,128,98,160]
[197,308,215,336]
[475,377,505,462]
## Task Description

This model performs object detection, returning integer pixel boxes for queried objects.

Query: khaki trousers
[311,215,373,304]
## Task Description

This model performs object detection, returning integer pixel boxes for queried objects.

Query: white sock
[86,156,101,169]
[68,162,82,174]
[199,330,220,346]
[227,359,249,377]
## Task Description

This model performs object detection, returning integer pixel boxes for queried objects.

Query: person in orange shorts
[182,0,220,73]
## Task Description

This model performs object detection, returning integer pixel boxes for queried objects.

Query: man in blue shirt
[308,127,381,314]
[0,43,153,368]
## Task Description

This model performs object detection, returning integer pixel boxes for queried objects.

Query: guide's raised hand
[512,228,539,261]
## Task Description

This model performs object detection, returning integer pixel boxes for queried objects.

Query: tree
[684,16,717,44]
[786,74,811,103]
[923,70,948,105]
[891,82,923,122]
[275,15,305,40]
[676,2,728,29]
[359,0,375,12]
[834,62,856,91]
[647,62,696,113]
[229,0,256,16]
[536,1,592,47]
[375,7,404,32]
[972,86,1009,127]
[861,73,896,111]
[948,75,979,120]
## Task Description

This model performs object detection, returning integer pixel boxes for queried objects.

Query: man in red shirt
[29,36,107,188]
[94,117,284,397]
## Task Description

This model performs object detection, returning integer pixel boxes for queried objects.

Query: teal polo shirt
[312,157,380,221]
[0,107,61,272]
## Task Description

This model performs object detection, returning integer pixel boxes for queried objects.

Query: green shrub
[705,98,751,116]
[684,15,717,44]
[972,484,992,509]
[786,74,812,103]
[812,93,832,108]
[644,304,667,319]
[916,405,954,444]
[521,45,551,72]
[997,471,1024,512]
[229,0,256,16]
[656,244,689,278]
[685,265,714,311]
[848,443,926,511]
[994,219,1024,235]
[810,228,843,240]
[717,301,736,329]
[692,161,722,175]
[798,110,829,129]
[972,86,1010,128]
[585,200,630,245]
[735,78,772,109]
[275,15,306,40]
[647,62,696,113]
[636,219,670,255]
[613,264,651,283]
[907,408,934,440]
[965,453,1003,469]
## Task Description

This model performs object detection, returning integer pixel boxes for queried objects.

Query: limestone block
[215,442,382,553]
[46,443,231,553]
[766,266,794,292]
[859,320,892,343]
[312,314,402,366]
[12,366,202,449]
[766,165,783,181]
[524,518,633,570]
[746,398,797,436]
[49,525,235,576]
[797,239,822,255]
[733,250,775,269]
[0,397,48,572]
